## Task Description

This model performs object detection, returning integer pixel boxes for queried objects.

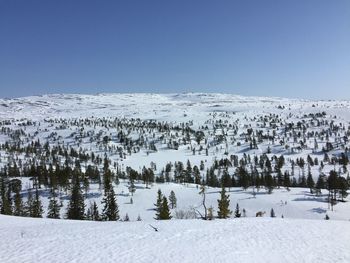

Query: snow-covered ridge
[1,92,349,121]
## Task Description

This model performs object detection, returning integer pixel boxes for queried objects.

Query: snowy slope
[0,215,349,263]
[0,93,350,222]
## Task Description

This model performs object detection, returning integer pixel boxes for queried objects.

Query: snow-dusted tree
[217,186,232,219]
[169,190,177,209]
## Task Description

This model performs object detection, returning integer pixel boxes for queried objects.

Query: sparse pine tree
[124,213,130,221]
[270,208,276,218]
[234,203,241,218]
[169,190,177,209]
[87,201,100,221]
[91,201,100,221]
[217,186,232,219]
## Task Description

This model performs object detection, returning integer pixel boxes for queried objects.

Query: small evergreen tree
[169,190,177,209]
[154,189,163,219]
[86,201,100,221]
[234,203,241,218]
[315,174,325,195]
[217,186,232,219]
[270,208,276,218]
[47,191,60,219]
[124,213,130,221]
[159,196,172,220]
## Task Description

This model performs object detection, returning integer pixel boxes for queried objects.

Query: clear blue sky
[0,0,349,99]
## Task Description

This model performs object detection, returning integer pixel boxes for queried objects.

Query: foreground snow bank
[0,215,349,263]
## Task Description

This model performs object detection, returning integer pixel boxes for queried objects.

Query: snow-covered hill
[1,93,350,262]
[0,215,349,263]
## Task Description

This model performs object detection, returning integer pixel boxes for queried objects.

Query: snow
[0,215,349,263]
[20,181,350,222]
[1,93,350,262]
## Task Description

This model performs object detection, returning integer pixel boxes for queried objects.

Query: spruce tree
[31,189,43,218]
[270,208,276,218]
[159,196,172,220]
[265,172,274,194]
[101,179,119,221]
[154,189,163,219]
[66,177,85,220]
[91,201,100,221]
[315,174,325,195]
[234,203,241,218]
[217,186,232,219]
[47,191,60,219]
[169,190,177,209]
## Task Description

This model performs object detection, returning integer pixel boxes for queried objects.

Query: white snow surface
[1,215,349,263]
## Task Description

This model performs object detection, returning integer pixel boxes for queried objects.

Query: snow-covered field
[1,215,349,263]
[1,93,350,262]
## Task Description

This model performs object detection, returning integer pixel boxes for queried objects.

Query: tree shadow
[309,207,327,214]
